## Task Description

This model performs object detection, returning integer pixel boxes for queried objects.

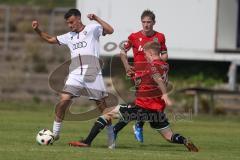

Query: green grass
[0,101,240,160]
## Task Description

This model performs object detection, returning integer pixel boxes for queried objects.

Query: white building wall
[77,0,240,61]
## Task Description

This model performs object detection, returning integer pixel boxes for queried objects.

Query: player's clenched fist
[87,14,98,21]
[32,20,39,30]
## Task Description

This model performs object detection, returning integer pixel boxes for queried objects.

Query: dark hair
[143,41,161,54]
[64,9,81,20]
[141,10,155,22]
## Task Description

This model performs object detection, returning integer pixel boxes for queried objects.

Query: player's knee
[158,128,173,142]
[60,93,72,101]
[165,136,172,142]
[103,106,119,118]
[160,132,171,142]
[95,99,107,112]
[102,114,112,122]
[55,99,72,121]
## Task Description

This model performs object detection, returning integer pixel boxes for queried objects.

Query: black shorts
[119,104,169,130]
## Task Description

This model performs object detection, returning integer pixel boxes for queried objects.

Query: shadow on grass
[94,144,184,152]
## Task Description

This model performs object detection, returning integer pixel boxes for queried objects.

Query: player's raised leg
[68,115,111,147]
[68,104,120,148]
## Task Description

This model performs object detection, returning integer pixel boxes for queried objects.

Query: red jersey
[123,31,167,76]
[134,59,169,112]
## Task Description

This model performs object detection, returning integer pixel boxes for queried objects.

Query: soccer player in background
[32,9,114,143]
[117,9,169,143]
[68,41,199,152]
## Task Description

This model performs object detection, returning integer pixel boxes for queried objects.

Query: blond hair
[143,41,161,55]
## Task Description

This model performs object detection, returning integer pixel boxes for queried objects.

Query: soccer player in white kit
[31,9,114,143]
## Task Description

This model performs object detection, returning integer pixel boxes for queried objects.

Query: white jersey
[57,23,103,75]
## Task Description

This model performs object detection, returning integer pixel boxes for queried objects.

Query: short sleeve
[160,34,167,54]
[56,33,69,45]
[93,24,103,38]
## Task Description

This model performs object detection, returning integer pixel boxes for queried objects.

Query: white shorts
[63,74,108,100]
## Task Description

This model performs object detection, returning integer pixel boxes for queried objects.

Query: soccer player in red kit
[118,9,169,143]
[68,41,198,152]
[121,10,168,76]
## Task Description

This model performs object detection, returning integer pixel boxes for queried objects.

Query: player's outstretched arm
[87,14,114,35]
[32,20,58,44]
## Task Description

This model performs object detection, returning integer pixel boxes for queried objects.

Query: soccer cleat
[133,124,143,143]
[106,125,116,149]
[184,139,199,152]
[68,141,90,147]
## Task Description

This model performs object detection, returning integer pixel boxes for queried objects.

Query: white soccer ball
[36,129,54,145]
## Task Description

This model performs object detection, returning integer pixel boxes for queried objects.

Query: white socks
[53,121,62,137]
[106,125,115,149]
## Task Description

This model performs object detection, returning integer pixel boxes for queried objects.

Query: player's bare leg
[159,127,199,152]
[53,93,73,141]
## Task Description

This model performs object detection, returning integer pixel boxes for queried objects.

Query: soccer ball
[36,129,54,145]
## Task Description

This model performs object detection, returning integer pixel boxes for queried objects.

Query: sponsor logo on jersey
[72,41,87,50]
[138,45,143,52]
[153,37,158,42]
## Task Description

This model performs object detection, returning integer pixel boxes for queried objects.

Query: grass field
[0,101,240,160]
